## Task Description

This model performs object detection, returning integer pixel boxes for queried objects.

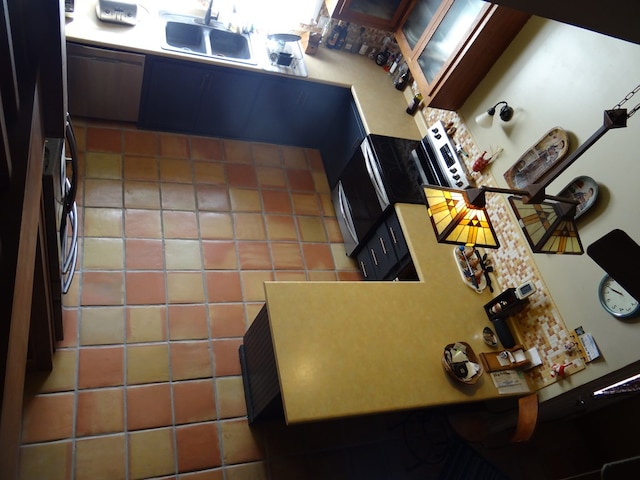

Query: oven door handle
[61,203,78,294]
[362,140,390,209]
[64,115,79,211]
[337,182,358,244]
[61,179,79,275]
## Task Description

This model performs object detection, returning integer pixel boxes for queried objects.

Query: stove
[424,120,472,189]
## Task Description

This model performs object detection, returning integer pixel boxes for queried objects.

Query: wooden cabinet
[325,0,413,30]
[356,211,416,281]
[396,0,530,110]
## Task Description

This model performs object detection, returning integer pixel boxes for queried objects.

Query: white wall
[459,16,640,393]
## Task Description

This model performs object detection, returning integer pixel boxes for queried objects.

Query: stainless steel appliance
[332,122,471,257]
[66,43,145,122]
[423,120,472,189]
[42,116,79,340]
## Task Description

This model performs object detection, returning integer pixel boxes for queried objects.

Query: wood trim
[511,393,538,443]
[0,84,44,480]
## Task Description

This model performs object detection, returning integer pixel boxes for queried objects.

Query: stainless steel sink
[160,13,256,65]
[208,28,252,60]
[165,22,207,54]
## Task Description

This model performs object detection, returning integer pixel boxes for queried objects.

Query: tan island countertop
[64,0,421,140]
[261,203,518,424]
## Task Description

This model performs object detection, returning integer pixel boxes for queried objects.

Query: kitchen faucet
[204,0,216,25]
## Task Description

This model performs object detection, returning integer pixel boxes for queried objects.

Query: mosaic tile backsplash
[419,107,585,390]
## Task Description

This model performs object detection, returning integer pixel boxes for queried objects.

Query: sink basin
[160,13,256,65]
[209,29,251,60]
[165,22,206,54]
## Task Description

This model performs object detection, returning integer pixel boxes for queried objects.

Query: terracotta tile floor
[21,120,399,480]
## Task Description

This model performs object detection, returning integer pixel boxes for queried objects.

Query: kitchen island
[241,203,517,424]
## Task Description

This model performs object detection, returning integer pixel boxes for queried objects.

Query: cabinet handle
[371,248,378,266]
[360,261,368,278]
[380,236,387,255]
[389,226,398,245]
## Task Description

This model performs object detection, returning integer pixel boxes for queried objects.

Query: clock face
[599,275,640,318]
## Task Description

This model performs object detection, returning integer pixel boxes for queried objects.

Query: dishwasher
[66,42,145,122]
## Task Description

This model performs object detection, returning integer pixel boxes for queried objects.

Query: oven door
[331,141,386,257]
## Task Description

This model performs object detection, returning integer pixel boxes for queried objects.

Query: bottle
[335,22,350,50]
[375,46,390,66]
[406,92,423,115]
[394,69,411,91]
[351,27,365,54]
[383,52,395,71]
[326,21,343,49]
[389,53,402,75]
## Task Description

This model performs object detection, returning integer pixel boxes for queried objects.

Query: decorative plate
[504,127,569,189]
[557,175,598,219]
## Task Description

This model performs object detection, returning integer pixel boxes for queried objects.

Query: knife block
[483,288,529,348]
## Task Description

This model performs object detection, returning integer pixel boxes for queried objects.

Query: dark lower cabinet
[139,56,357,152]
[246,77,346,147]
[356,211,417,281]
[139,56,262,137]
[196,67,261,139]
[138,57,205,133]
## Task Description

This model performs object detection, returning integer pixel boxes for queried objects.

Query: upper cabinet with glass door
[324,0,414,30]
[396,0,530,110]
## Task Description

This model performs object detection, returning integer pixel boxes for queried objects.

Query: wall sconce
[475,101,514,128]
[423,185,583,254]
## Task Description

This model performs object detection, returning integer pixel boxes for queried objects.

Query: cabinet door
[369,220,397,280]
[138,57,205,132]
[196,66,261,139]
[67,43,145,123]
[326,0,413,30]
[247,77,344,147]
[386,213,409,260]
[356,247,374,280]
[320,94,365,189]
[400,0,444,51]
[415,0,484,84]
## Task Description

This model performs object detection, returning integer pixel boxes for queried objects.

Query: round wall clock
[598,275,640,318]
